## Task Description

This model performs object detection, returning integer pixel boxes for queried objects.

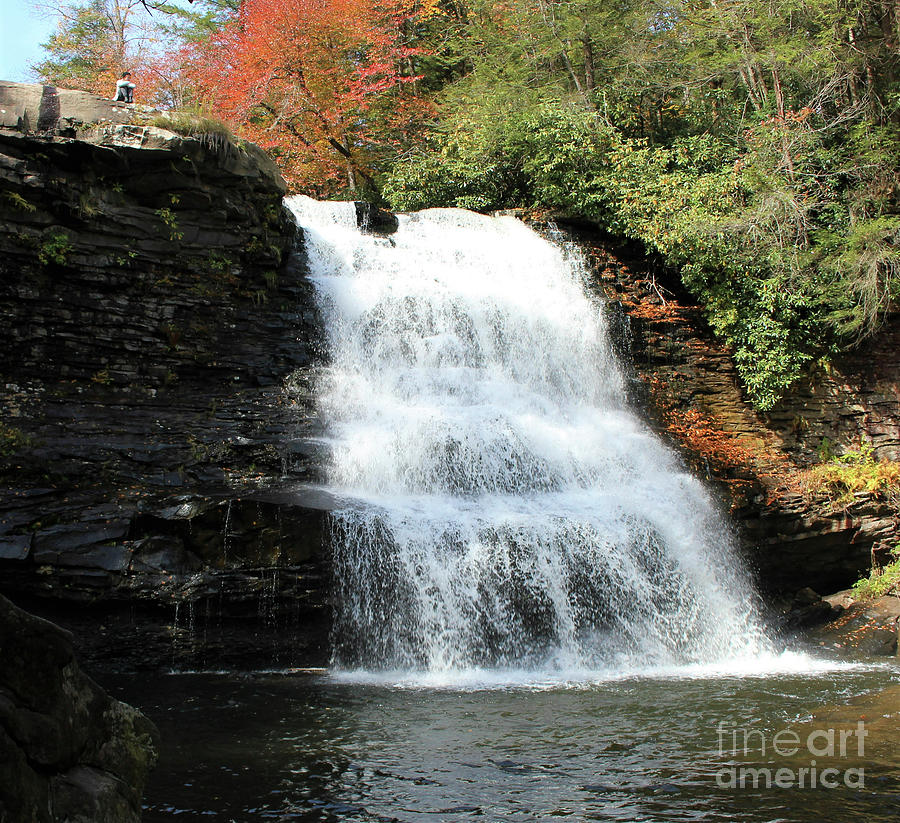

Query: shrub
[38,231,73,266]
[852,546,900,600]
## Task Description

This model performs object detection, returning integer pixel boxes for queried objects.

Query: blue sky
[1,0,57,82]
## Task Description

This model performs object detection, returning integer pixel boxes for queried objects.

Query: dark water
[106,657,900,823]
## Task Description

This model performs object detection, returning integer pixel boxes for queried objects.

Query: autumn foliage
[188,0,435,194]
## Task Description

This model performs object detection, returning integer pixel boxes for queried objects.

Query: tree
[188,0,436,195]
[384,0,900,408]
[33,0,155,95]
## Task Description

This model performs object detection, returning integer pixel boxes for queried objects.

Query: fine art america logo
[715,721,867,789]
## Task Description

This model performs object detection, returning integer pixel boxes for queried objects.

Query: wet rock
[355,201,399,234]
[0,594,158,822]
[0,534,31,560]
[783,587,839,628]
[33,521,131,557]
[807,590,900,655]
[129,535,193,574]
[793,587,823,607]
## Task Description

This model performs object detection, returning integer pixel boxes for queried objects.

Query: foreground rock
[0,594,158,822]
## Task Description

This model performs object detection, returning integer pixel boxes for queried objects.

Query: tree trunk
[105,0,129,72]
[739,65,762,110]
[560,42,585,97]
[749,62,769,107]
[344,136,357,194]
[847,27,862,109]
[771,69,785,118]
[582,31,596,93]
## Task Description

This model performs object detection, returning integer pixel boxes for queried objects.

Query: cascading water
[288,196,771,675]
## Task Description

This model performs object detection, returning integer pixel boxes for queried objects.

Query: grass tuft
[151,111,240,154]
[803,444,900,505]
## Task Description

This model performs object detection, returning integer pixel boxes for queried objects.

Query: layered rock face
[0,83,330,668]
[0,80,297,387]
[0,594,158,823]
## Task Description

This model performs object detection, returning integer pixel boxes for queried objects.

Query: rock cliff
[0,83,330,669]
[563,222,900,599]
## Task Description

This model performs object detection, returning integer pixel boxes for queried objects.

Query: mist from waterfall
[287,196,771,676]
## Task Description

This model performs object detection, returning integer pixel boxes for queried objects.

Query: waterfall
[288,196,770,674]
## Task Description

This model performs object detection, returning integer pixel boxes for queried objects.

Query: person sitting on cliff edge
[114,71,135,103]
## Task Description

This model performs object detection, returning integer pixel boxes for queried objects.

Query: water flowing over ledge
[288,196,771,676]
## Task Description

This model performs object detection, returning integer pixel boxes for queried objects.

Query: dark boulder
[0,594,158,822]
[354,201,399,235]
[782,587,840,629]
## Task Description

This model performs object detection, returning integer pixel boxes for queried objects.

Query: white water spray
[288,196,770,674]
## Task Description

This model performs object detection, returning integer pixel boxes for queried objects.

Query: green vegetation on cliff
[805,444,900,505]
[34,0,900,409]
